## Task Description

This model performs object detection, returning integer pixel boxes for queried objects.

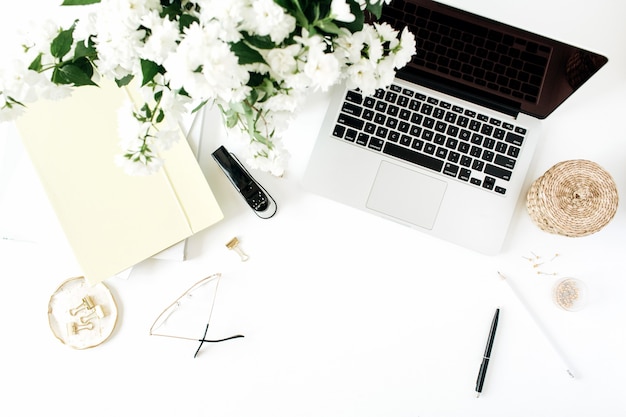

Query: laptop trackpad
[366,161,447,230]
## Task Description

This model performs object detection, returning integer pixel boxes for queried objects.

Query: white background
[1,1,626,416]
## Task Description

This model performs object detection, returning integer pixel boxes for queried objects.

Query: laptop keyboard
[331,83,528,195]
[381,0,551,104]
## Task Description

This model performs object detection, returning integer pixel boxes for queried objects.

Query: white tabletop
[1,1,625,416]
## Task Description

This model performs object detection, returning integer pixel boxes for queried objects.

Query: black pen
[475,308,499,398]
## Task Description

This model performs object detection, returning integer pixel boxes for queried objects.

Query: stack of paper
[15,80,223,284]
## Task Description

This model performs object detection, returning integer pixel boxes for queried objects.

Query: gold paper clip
[226,237,249,262]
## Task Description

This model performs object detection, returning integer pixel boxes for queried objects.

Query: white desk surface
[1,1,625,416]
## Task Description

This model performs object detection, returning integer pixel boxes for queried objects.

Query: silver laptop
[302,0,607,254]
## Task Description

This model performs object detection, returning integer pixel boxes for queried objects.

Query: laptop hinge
[396,69,522,119]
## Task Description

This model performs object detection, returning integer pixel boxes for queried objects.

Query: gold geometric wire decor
[526,159,619,237]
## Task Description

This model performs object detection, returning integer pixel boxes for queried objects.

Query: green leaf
[191,99,208,114]
[365,0,384,20]
[50,25,75,59]
[52,63,97,86]
[317,19,343,35]
[337,0,365,32]
[73,39,96,60]
[140,59,164,86]
[141,103,152,120]
[115,74,134,87]
[242,32,276,50]
[221,107,240,129]
[28,53,43,72]
[246,72,265,88]
[62,0,101,4]
[230,41,265,65]
[273,0,290,11]
[74,55,94,72]
[161,1,186,21]
[156,109,165,124]
[246,88,259,107]
[179,13,199,30]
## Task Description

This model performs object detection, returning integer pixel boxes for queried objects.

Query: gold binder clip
[67,321,94,335]
[226,237,249,262]
[69,296,95,316]
[80,305,105,324]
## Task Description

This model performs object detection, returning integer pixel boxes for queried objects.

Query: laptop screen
[380,0,608,118]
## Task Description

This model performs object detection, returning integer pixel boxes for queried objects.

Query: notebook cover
[15,80,223,284]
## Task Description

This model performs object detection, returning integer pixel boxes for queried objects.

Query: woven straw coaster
[526,160,619,237]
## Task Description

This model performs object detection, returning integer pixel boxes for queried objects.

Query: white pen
[498,271,575,378]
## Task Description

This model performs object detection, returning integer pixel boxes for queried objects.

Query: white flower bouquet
[0,0,415,176]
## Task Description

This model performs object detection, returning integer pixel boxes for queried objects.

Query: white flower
[19,19,60,65]
[0,0,416,177]
[154,128,179,151]
[374,22,397,43]
[92,19,145,80]
[157,87,193,125]
[363,25,384,64]
[243,0,296,44]
[0,94,25,122]
[335,29,367,63]
[244,139,289,177]
[394,27,417,68]
[331,0,356,23]
[163,22,249,103]
[262,91,303,114]
[117,101,150,149]
[374,55,397,88]
[346,58,378,95]
[195,0,246,42]
[35,76,73,101]
[304,49,341,92]
[265,44,301,79]
[74,12,98,41]
[138,11,180,65]
[0,60,40,104]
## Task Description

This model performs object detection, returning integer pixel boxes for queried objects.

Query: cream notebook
[16,80,223,284]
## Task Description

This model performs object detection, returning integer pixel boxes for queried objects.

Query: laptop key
[400,135,412,146]
[368,138,384,151]
[505,131,524,146]
[411,138,424,151]
[459,168,471,181]
[333,124,346,138]
[485,163,512,180]
[482,176,495,190]
[345,90,363,104]
[383,142,444,172]
[507,146,520,158]
[345,129,357,142]
[443,163,459,177]
[341,102,362,117]
[337,113,364,130]
[356,133,369,146]
[494,154,516,169]
[436,147,448,159]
